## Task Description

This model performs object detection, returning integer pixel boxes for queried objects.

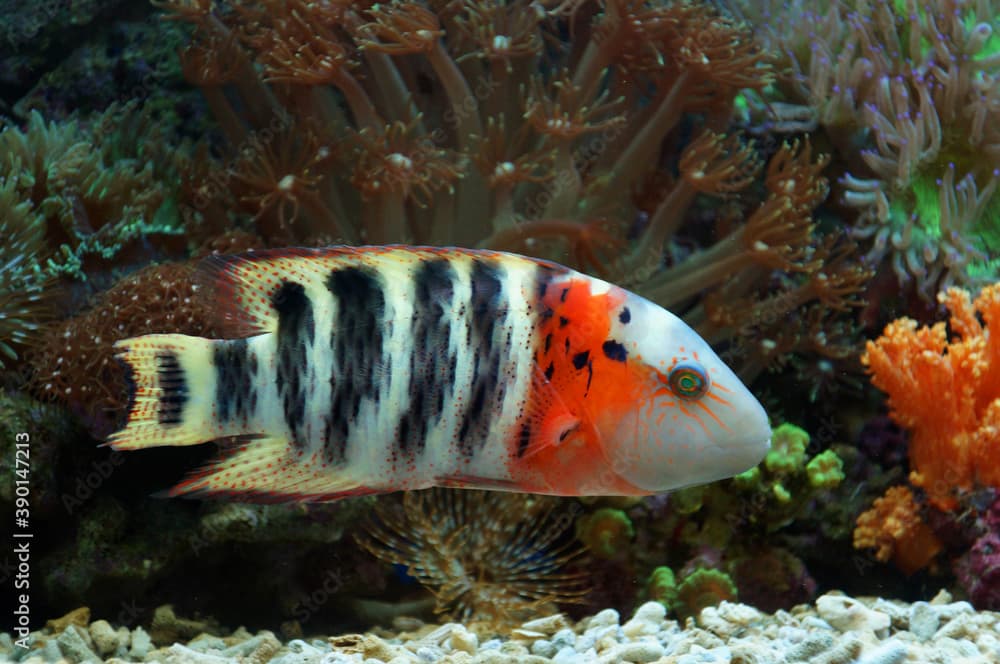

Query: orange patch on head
[510,277,653,495]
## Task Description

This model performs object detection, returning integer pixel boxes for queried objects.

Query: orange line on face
[696,400,730,432]
[705,391,732,407]
[678,402,711,437]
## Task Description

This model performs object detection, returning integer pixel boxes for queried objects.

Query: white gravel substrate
[3,590,1000,663]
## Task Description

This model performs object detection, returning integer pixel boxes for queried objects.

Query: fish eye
[667,362,709,400]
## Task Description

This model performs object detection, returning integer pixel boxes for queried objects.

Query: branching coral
[723,422,844,530]
[853,485,943,576]
[862,282,1000,510]
[152,0,867,385]
[357,489,586,630]
[739,0,1000,297]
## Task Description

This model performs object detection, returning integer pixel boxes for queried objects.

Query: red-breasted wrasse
[107,245,771,501]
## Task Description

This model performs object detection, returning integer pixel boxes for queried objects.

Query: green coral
[806,449,845,489]
[646,565,737,621]
[575,507,635,559]
[0,104,185,282]
[646,566,678,607]
[0,183,54,366]
[676,421,845,548]
[764,423,809,475]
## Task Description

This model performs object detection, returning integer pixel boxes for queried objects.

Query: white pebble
[552,644,581,663]
[857,639,908,664]
[816,594,890,633]
[129,626,152,659]
[611,640,665,662]
[715,601,763,626]
[908,601,939,641]
[631,601,667,624]
[88,620,119,656]
[530,639,556,658]
[520,614,569,635]
[448,625,477,655]
[588,608,621,629]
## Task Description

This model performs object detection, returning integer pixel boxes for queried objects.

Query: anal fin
[168,436,375,502]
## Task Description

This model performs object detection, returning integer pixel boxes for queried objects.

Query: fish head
[592,291,771,493]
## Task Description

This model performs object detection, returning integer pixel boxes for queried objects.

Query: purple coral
[955,533,1000,610]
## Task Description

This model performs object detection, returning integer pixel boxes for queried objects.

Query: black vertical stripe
[325,266,386,464]
[214,339,257,424]
[274,281,314,448]
[456,258,507,457]
[156,351,187,426]
[396,258,456,456]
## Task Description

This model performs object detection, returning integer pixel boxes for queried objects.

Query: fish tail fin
[107,334,217,451]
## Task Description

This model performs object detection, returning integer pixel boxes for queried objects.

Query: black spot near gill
[602,340,628,362]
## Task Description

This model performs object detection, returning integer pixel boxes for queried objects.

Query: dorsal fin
[194,246,361,337]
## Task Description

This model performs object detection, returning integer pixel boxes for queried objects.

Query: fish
[107,245,771,501]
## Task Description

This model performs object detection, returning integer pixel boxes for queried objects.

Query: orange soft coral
[862,284,1000,510]
[853,486,942,576]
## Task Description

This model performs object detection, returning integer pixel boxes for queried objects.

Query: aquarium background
[2,0,1000,662]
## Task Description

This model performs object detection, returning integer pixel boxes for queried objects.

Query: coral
[806,450,846,489]
[0,183,56,367]
[357,489,586,630]
[643,564,737,621]
[955,532,1000,610]
[853,486,943,576]
[722,423,845,530]
[730,546,816,614]
[0,390,80,516]
[0,104,186,283]
[646,566,678,607]
[28,261,219,435]
[153,0,870,385]
[575,507,635,559]
[740,0,1000,297]
[674,568,738,621]
[862,283,1000,510]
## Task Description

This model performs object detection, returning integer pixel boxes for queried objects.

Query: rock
[609,640,665,663]
[908,602,938,641]
[164,644,231,663]
[588,608,620,629]
[857,640,908,664]
[622,617,659,638]
[187,634,228,652]
[449,625,478,655]
[552,645,581,663]
[88,619,119,656]
[550,628,576,650]
[715,601,763,626]
[530,638,556,657]
[815,594,890,633]
[114,626,131,655]
[632,601,667,624]
[45,607,90,634]
[56,625,100,663]
[129,626,153,660]
[519,614,569,635]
